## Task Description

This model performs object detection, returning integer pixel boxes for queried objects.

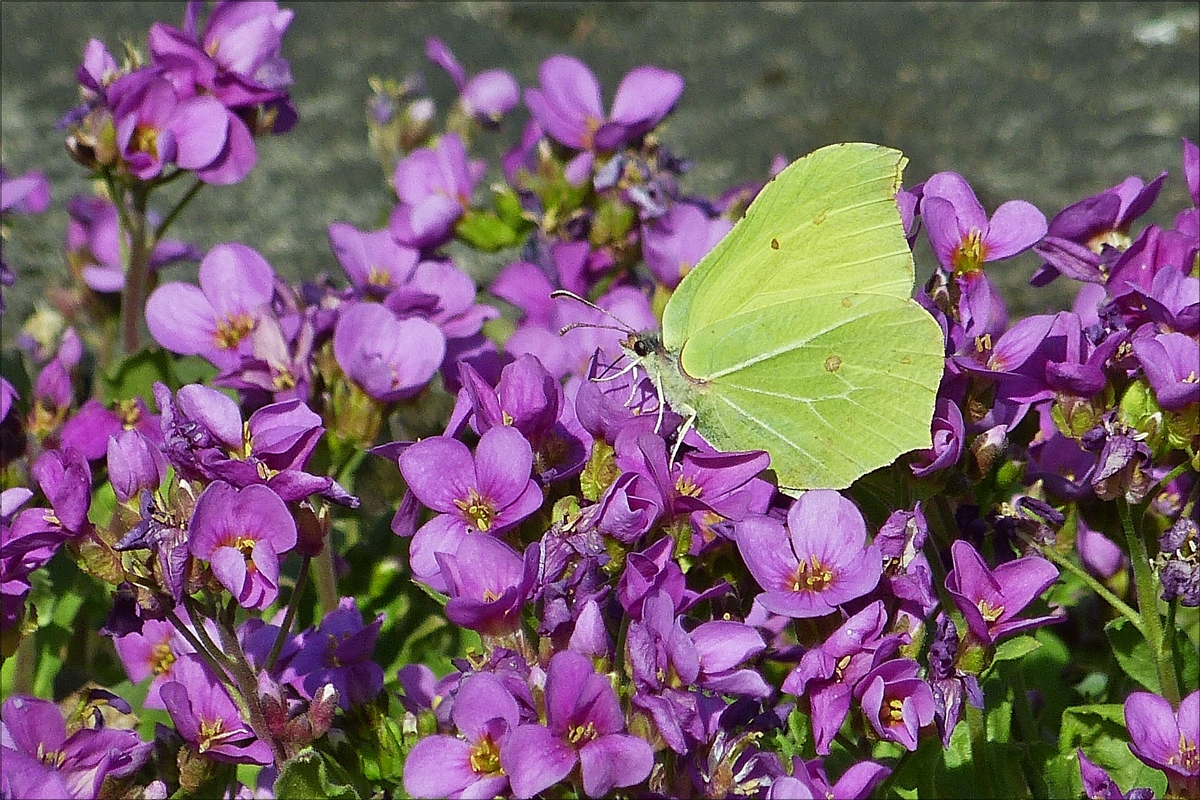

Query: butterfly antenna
[550,289,638,333]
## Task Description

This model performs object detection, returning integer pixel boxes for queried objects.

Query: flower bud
[107,429,167,504]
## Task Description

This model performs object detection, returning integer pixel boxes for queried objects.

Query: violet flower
[921,171,1047,276]
[501,650,654,798]
[1077,749,1155,800]
[1132,329,1200,410]
[1157,516,1198,607]
[854,658,935,751]
[160,653,273,764]
[524,55,683,152]
[107,428,167,504]
[389,133,482,248]
[113,617,193,709]
[0,695,151,799]
[735,490,882,618]
[1124,690,1199,798]
[188,480,297,609]
[327,221,419,295]
[437,534,539,637]
[641,201,732,288]
[65,194,197,293]
[146,242,278,370]
[425,37,519,125]
[285,597,384,709]
[945,539,1061,646]
[332,301,446,403]
[399,426,542,590]
[782,601,904,755]
[910,396,965,477]
[59,396,161,462]
[403,671,521,799]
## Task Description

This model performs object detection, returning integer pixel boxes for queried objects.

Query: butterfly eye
[632,338,655,358]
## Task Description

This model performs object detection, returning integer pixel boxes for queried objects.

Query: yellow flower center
[952,229,988,275]
[789,554,835,593]
[1173,733,1199,773]
[977,599,1005,623]
[367,266,392,287]
[568,721,599,746]
[886,698,906,725]
[469,735,504,776]
[151,640,176,676]
[131,124,159,159]
[675,475,703,498]
[454,489,497,532]
[214,313,256,351]
[119,398,143,429]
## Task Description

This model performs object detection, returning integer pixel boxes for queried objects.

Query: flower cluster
[1,4,1196,799]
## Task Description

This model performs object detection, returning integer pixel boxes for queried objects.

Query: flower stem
[1120,499,1180,705]
[266,555,310,673]
[154,177,205,242]
[119,184,151,356]
[1031,538,1145,638]
[966,703,997,799]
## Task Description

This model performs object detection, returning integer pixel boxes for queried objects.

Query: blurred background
[2,1,1197,331]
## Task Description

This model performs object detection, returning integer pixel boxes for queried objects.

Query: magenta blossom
[188,480,297,609]
[425,37,519,125]
[399,426,542,590]
[389,133,483,248]
[438,534,539,637]
[640,201,733,288]
[146,242,277,370]
[1124,690,1199,797]
[332,301,446,403]
[284,597,384,709]
[735,490,882,618]
[113,617,192,709]
[524,55,683,152]
[0,695,151,799]
[501,650,654,798]
[160,654,272,764]
[65,194,198,293]
[403,671,521,799]
[945,539,1061,646]
[921,171,1047,276]
[327,221,419,295]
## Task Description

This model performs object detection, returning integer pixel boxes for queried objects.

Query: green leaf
[992,635,1042,663]
[492,184,530,229]
[455,210,520,251]
[100,347,176,403]
[274,748,359,800]
[1105,617,1160,692]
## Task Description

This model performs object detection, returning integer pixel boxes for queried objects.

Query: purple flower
[147,242,277,370]
[855,658,935,751]
[945,540,1061,646]
[161,653,272,764]
[640,201,732,288]
[1158,516,1198,606]
[285,598,384,709]
[501,650,654,798]
[0,695,151,799]
[389,133,482,248]
[0,167,50,215]
[107,429,167,504]
[425,37,519,125]
[438,534,539,637]
[782,601,903,755]
[1032,172,1167,285]
[327,221,419,295]
[399,426,542,590]
[735,490,882,618]
[1077,749,1155,800]
[921,171,1047,275]
[1132,329,1200,410]
[524,55,683,152]
[113,617,192,709]
[65,195,198,293]
[403,671,521,799]
[188,480,297,609]
[332,301,446,403]
[1124,690,1199,798]
[910,397,965,476]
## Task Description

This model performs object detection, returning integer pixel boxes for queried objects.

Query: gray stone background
[2,2,1198,337]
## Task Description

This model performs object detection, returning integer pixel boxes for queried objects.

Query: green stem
[266,555,310,673]
[312,537,338,619]
[1032,538,1145,638]
[166,607,234,687]
[153,177,204,242]
[1120,499,1180,705]
[212,609,287,765]
[966,703,996,799]
[119,185,151,355]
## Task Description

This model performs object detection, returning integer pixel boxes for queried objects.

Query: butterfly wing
[661,142,944,491]
[678,292,944,491]
[662,142,914,352]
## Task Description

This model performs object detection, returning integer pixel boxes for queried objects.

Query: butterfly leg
[668,404,697,466]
